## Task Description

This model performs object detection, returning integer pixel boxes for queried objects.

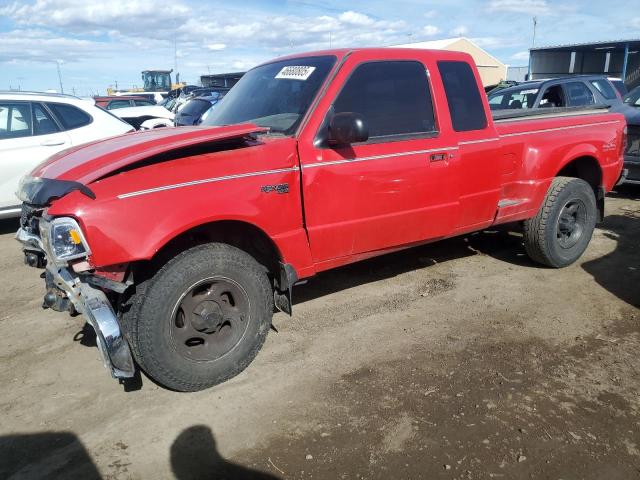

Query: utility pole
[174,20,179,85]
[532,16,538,47]
[56,60,64,93]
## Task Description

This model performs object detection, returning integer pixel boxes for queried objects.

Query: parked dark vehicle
[488,76,626,111]
[189,87,231,98]
[174,93,225,126]
[622,86,640,184]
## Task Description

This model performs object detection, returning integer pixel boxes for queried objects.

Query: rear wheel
[122,243,273,391]
[523,176,597,268]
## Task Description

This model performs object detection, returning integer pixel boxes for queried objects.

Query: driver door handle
[430,152,448,162]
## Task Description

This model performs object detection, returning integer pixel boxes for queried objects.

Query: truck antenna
[532,16,538,47]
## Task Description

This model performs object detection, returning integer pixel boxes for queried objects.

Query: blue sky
[1,0,639,95]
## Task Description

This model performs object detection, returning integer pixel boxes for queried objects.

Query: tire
[523,176,597,268]
[121,243,273,392]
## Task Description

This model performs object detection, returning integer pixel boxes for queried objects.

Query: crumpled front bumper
[16,227,135,379]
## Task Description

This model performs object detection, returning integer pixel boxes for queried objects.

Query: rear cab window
[46,103,92,130]
[107,100,133,110]
[332,60,436,141]
[437,61,487,131]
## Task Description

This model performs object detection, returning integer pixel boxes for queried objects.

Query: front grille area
[626,126,640,158]
[20,204,43,236]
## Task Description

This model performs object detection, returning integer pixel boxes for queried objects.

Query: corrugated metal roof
[531,38,640,51]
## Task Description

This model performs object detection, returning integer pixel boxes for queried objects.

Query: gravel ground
[1,189,639,480]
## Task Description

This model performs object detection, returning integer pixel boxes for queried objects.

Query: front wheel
[523,176,598,268]
[122,243,273,391]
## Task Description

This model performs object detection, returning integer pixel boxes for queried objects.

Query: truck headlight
[48,217,91,262]
[17,175,43,203]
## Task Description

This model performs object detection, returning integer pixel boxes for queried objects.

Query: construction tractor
[107,69,186,97]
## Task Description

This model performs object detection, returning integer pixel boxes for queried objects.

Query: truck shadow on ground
[582,212,640,308]
[0,427,280,479]
[293,223,534,305]
[171,425,280,480]
[0,431,101,479]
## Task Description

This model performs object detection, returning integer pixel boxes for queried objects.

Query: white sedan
[0,92,134,218]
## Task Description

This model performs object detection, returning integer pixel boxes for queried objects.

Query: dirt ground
[1,188,639,480]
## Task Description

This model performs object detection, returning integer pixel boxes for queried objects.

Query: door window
[565,82,595,106]
[332,61,436,140]
[133,100,154,107]
[437,61,487,131]
[33,103,60,135]
[539,85,566,108]
[0,103,32,139]
[47,103,92,130]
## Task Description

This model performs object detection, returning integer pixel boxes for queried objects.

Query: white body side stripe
[117,166,299,199]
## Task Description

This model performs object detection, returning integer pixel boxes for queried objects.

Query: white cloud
[489,0,550,15]
[0,4,411,66]
[424,10,437,19]
[422,25,440,36]
[450,25,468,36]
[0,28,109,63]
[338,11,375,26]
[511,51,530,60]
[1,0,191,34]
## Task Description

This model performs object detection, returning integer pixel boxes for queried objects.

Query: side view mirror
[328,112,369,146]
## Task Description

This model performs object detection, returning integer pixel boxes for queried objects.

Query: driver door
[298,54,460,265]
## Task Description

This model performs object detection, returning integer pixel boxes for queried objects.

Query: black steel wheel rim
[170,277,251,362]
[556,199,586,249]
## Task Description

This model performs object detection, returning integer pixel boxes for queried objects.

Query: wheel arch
[555,155,604,220]
[142,219,285,282]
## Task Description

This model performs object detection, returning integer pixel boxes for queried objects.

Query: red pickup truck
[16,48,625,391]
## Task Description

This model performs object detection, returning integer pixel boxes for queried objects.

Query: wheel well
[557,156,602,191]
[136,221,282,281]
[556,155,605,220]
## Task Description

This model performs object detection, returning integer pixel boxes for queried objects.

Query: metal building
[529,39,640,90]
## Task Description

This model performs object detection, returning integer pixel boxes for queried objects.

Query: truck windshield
[202,55,336,135]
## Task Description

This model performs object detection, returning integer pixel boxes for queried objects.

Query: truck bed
[491,105,609,122]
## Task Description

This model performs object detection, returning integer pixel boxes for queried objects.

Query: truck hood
[31,124,268,185]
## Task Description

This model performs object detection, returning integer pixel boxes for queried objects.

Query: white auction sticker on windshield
[275,66,316,80]
[520,89,539,95]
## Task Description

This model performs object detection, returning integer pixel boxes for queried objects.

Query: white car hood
[112,105,174,120]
